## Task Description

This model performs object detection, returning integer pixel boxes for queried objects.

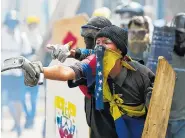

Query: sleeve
[143,69,155,109]
[75,48,95,61]
[69,61,85,80]
[68,57,92,81]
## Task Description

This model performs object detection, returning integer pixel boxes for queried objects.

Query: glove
[24,61,43,87]
[47,41,73,63]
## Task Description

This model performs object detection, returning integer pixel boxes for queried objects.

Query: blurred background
[1,0,185,138]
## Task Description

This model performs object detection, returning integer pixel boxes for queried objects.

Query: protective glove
[24,61,43,87]
[47,41,73,63]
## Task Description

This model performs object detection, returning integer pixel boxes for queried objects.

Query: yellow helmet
[92,7,111,19]
[26,16,40,24]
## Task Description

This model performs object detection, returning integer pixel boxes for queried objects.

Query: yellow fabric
[26,16,40,24]
[103,49,122,101]
[122,61,136,71]
[102,49,145,120]
[108,94,146,120]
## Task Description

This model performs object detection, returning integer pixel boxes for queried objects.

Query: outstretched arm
[22,60,82,87]
[43,65,75,81]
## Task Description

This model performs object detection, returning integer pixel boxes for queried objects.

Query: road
[1,86,46,138]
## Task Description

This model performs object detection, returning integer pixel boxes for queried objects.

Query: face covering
[174,30,185,56]
[84,37,95,49]
[94,45,122,110]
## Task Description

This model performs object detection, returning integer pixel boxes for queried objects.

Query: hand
[24,61,43,87]
[47,41,73,63]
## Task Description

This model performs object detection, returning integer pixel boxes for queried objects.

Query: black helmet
[81,16,112,38]
[173,12,185,32]
[173,13,185,57]
[80,16,112,49]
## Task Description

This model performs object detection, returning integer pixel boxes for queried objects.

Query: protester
[166,12,185,138]
[127,16,151,64]
[18,25,155,138]
[48,16,119,138]
[22,15,43,129]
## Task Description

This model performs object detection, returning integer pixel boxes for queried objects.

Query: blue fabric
[95,46,105,110]
[82,63,94,86]
[115,115,145,138]
[79,48,95,55]
[166,120,185,138]
[115,117,130,138]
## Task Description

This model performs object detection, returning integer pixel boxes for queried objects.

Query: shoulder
[69,54,96,75]
[128,61,155,80]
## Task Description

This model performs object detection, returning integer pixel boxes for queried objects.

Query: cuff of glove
[32,61,44,73]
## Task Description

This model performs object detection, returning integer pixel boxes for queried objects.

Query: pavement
[1,116,45,138]
[1,86,46,138]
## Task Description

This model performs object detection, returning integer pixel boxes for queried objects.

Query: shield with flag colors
[46,14,90,138]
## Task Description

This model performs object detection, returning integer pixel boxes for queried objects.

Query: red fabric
[78,54,96,98]
[79,85,91,98]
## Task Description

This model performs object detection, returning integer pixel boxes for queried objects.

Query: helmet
[115,2,144,28]
[173,12,185,32]
[115,2,144,17]
[92,7,111,19]
[26,16,40,24]
[80,16,112,49]
[173,13,185,56]
[81,16,112,38]
[4,10,19,29]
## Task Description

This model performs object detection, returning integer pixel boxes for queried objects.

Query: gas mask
[84,37,95,49]
[81,25,100,49]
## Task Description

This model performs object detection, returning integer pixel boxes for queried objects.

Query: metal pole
[44,0,49,25]
[15,0,20,11]
[157,0,164,19]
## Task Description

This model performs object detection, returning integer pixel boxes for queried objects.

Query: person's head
[127,16,150,54]
[80,16,112,49]
[173,12,185,56]
[95,25,128,78]
[115,2,144,28]
[95,25,128,56]
[4,10,19,33]
[26,16,40,30]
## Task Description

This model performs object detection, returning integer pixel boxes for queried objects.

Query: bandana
[95,45,125,110]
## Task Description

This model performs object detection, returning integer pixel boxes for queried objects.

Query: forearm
[43,65,75,81]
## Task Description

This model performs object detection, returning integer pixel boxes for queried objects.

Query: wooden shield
[142,56,176,138]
